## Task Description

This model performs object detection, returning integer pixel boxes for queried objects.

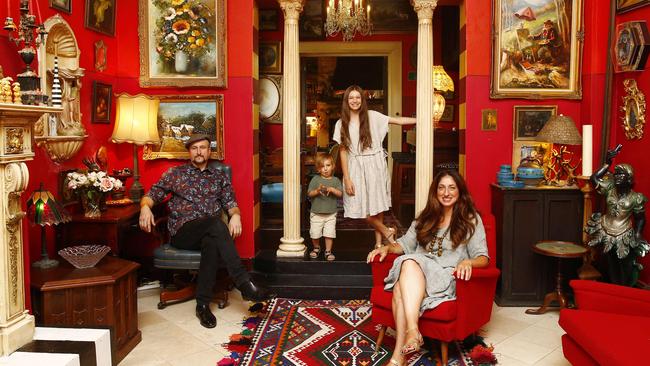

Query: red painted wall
[1,0,256,308]
[613,6,650,283]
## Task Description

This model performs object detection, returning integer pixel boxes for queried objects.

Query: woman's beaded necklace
[426,225,451,257]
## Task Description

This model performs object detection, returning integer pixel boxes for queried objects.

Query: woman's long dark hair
[415,169,478,249]
[339,85,372,152]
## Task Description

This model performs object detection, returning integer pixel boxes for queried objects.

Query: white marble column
[412,0,437,214]
[277,0,305,257]
[0,105,58,355]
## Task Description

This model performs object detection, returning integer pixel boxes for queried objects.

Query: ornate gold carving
[5,128,24,154]
[621,79,646,140]
[6,217,20,305]
[3,163,28,305]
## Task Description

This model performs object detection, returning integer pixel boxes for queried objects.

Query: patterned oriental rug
[221,299,482,366]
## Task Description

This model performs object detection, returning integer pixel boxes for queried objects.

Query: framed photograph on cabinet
[260,75,282,124]
[512,141,551,171]
[513,105,557,141]
[143,95,225,160]
[491,0,584,99]
[84,0,116,36]
[50,0,71,13]
[617,0,650,14]
[260,41,282,74]
[138,0,227,88]
[259,9,279,31]
[91,81,112,124]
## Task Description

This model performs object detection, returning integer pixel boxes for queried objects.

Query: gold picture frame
[143,95,225,160]
[621,79,646,140]
[490,0,584,99]
[259,41,282,74]
[260,75,282,124]
[482,109,498,131]
[513,105,557,141]
[138,0,227,88]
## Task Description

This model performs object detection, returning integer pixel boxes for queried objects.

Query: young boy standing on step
[308,153,343,261]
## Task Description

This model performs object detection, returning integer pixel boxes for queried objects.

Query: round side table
[525,241,587,315]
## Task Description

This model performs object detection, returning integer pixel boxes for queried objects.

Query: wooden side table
[56,204,141,255]
[525,241,587,315]
[30,256,141,364]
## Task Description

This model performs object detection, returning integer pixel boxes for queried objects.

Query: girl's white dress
[333,110,391,219]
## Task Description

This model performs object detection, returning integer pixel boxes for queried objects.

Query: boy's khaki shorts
[309,212,337,239]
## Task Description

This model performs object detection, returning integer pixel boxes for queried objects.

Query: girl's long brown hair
[339,85,372,152]
[415,169,478,249]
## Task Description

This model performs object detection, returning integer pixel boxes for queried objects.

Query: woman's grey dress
[333,110,391,218]
[384,215,490,313]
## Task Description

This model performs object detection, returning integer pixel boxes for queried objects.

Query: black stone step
[19,340,97,366]
[254,249,371,275]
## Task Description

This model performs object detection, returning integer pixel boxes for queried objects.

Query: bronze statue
[586,145,648,286]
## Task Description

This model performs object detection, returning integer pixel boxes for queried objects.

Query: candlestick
[582,125,593,177]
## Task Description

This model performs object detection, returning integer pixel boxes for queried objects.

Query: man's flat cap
[184,134,212,149]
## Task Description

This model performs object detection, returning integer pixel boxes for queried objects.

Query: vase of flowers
[66,171,123,218]
[153,0,214,75]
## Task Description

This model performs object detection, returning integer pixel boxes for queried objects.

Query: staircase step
[254,250,371,275]
[256,273,371,299]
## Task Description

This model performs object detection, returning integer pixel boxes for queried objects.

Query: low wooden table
[30,256,141,364]
[526,241,587,315]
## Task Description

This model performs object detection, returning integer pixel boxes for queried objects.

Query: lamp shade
[432,65,454,93]
[26,184,70,226]
[536,114,582,145]
[111,94,160,146]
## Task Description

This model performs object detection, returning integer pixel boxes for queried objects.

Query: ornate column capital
[278,0,304,22]
[411,0,438,20]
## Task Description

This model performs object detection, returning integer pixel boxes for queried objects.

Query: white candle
[582,125,593,176]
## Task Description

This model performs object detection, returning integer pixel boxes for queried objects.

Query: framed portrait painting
[300,0,325,40]
[91,81,112,124]
[259,9,279,31]
[491,0,584,99]
[260,41,282,74]
[50,0,71,13]
[513,105,557,141]
[143,95,225,160]
[617,0,650,13]
[138,0,227,88]
[85,0,116,36]
[482,109,498,131]
[371,0,417,33]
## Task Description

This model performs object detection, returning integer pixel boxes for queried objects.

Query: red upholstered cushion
[559,309,650,365]
[561,334,598,366]
[571,280,650,317]
[370,287,457,322]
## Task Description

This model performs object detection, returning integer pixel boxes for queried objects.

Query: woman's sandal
[401,327,424,355]
[324,250,335,261]
[385,227,397,243]
[309,247,321,259]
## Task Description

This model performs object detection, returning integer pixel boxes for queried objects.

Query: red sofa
[370,214,500,364]
[559,280,650,366]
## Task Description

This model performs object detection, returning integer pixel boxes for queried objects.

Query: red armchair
[559,280,650,366]
[370,214,500,365]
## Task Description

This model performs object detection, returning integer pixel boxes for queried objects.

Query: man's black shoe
[195,304,217,328]
[238,280,276,302]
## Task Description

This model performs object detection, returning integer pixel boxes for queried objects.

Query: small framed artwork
[259,9,279,31]
[143,95,225,160]
[95,40,107,72]
[260,41,282,74]
[613,21,650,73]
[85,0,116,36]
[371,0,418,33]
[300,0,325,40]
[513,105,557,141]
[50,0,71,13]
[617,0,650,13]
[482,109,498,131]
[621,79,646,140]
[260,75,282,124]
[512,141,551,171]
[440,105,455,122]
[91,81,112,124]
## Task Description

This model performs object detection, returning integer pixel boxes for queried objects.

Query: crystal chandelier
[325,0,372,41]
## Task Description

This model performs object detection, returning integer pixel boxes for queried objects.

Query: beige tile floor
[119,289,571,366]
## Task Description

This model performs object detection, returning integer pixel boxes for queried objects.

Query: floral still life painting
[491,0,584,99]
[139,0,226,87]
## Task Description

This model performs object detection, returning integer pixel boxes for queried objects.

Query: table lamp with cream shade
[432,65,454,124]
[111,94,160,203]
[536,114,582,186]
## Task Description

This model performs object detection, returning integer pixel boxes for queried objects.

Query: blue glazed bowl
[499,180,525,188]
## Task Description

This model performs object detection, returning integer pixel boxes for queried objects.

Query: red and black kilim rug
[222,299,480,366]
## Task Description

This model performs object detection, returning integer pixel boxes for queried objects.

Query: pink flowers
[66,170,123,194]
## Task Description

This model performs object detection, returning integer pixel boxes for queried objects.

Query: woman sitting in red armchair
[366,169,490,365]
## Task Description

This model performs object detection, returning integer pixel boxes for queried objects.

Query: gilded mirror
[621,79,646,140]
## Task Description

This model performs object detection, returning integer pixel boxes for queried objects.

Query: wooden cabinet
[30,256,141,364]
[491,185,583,306]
